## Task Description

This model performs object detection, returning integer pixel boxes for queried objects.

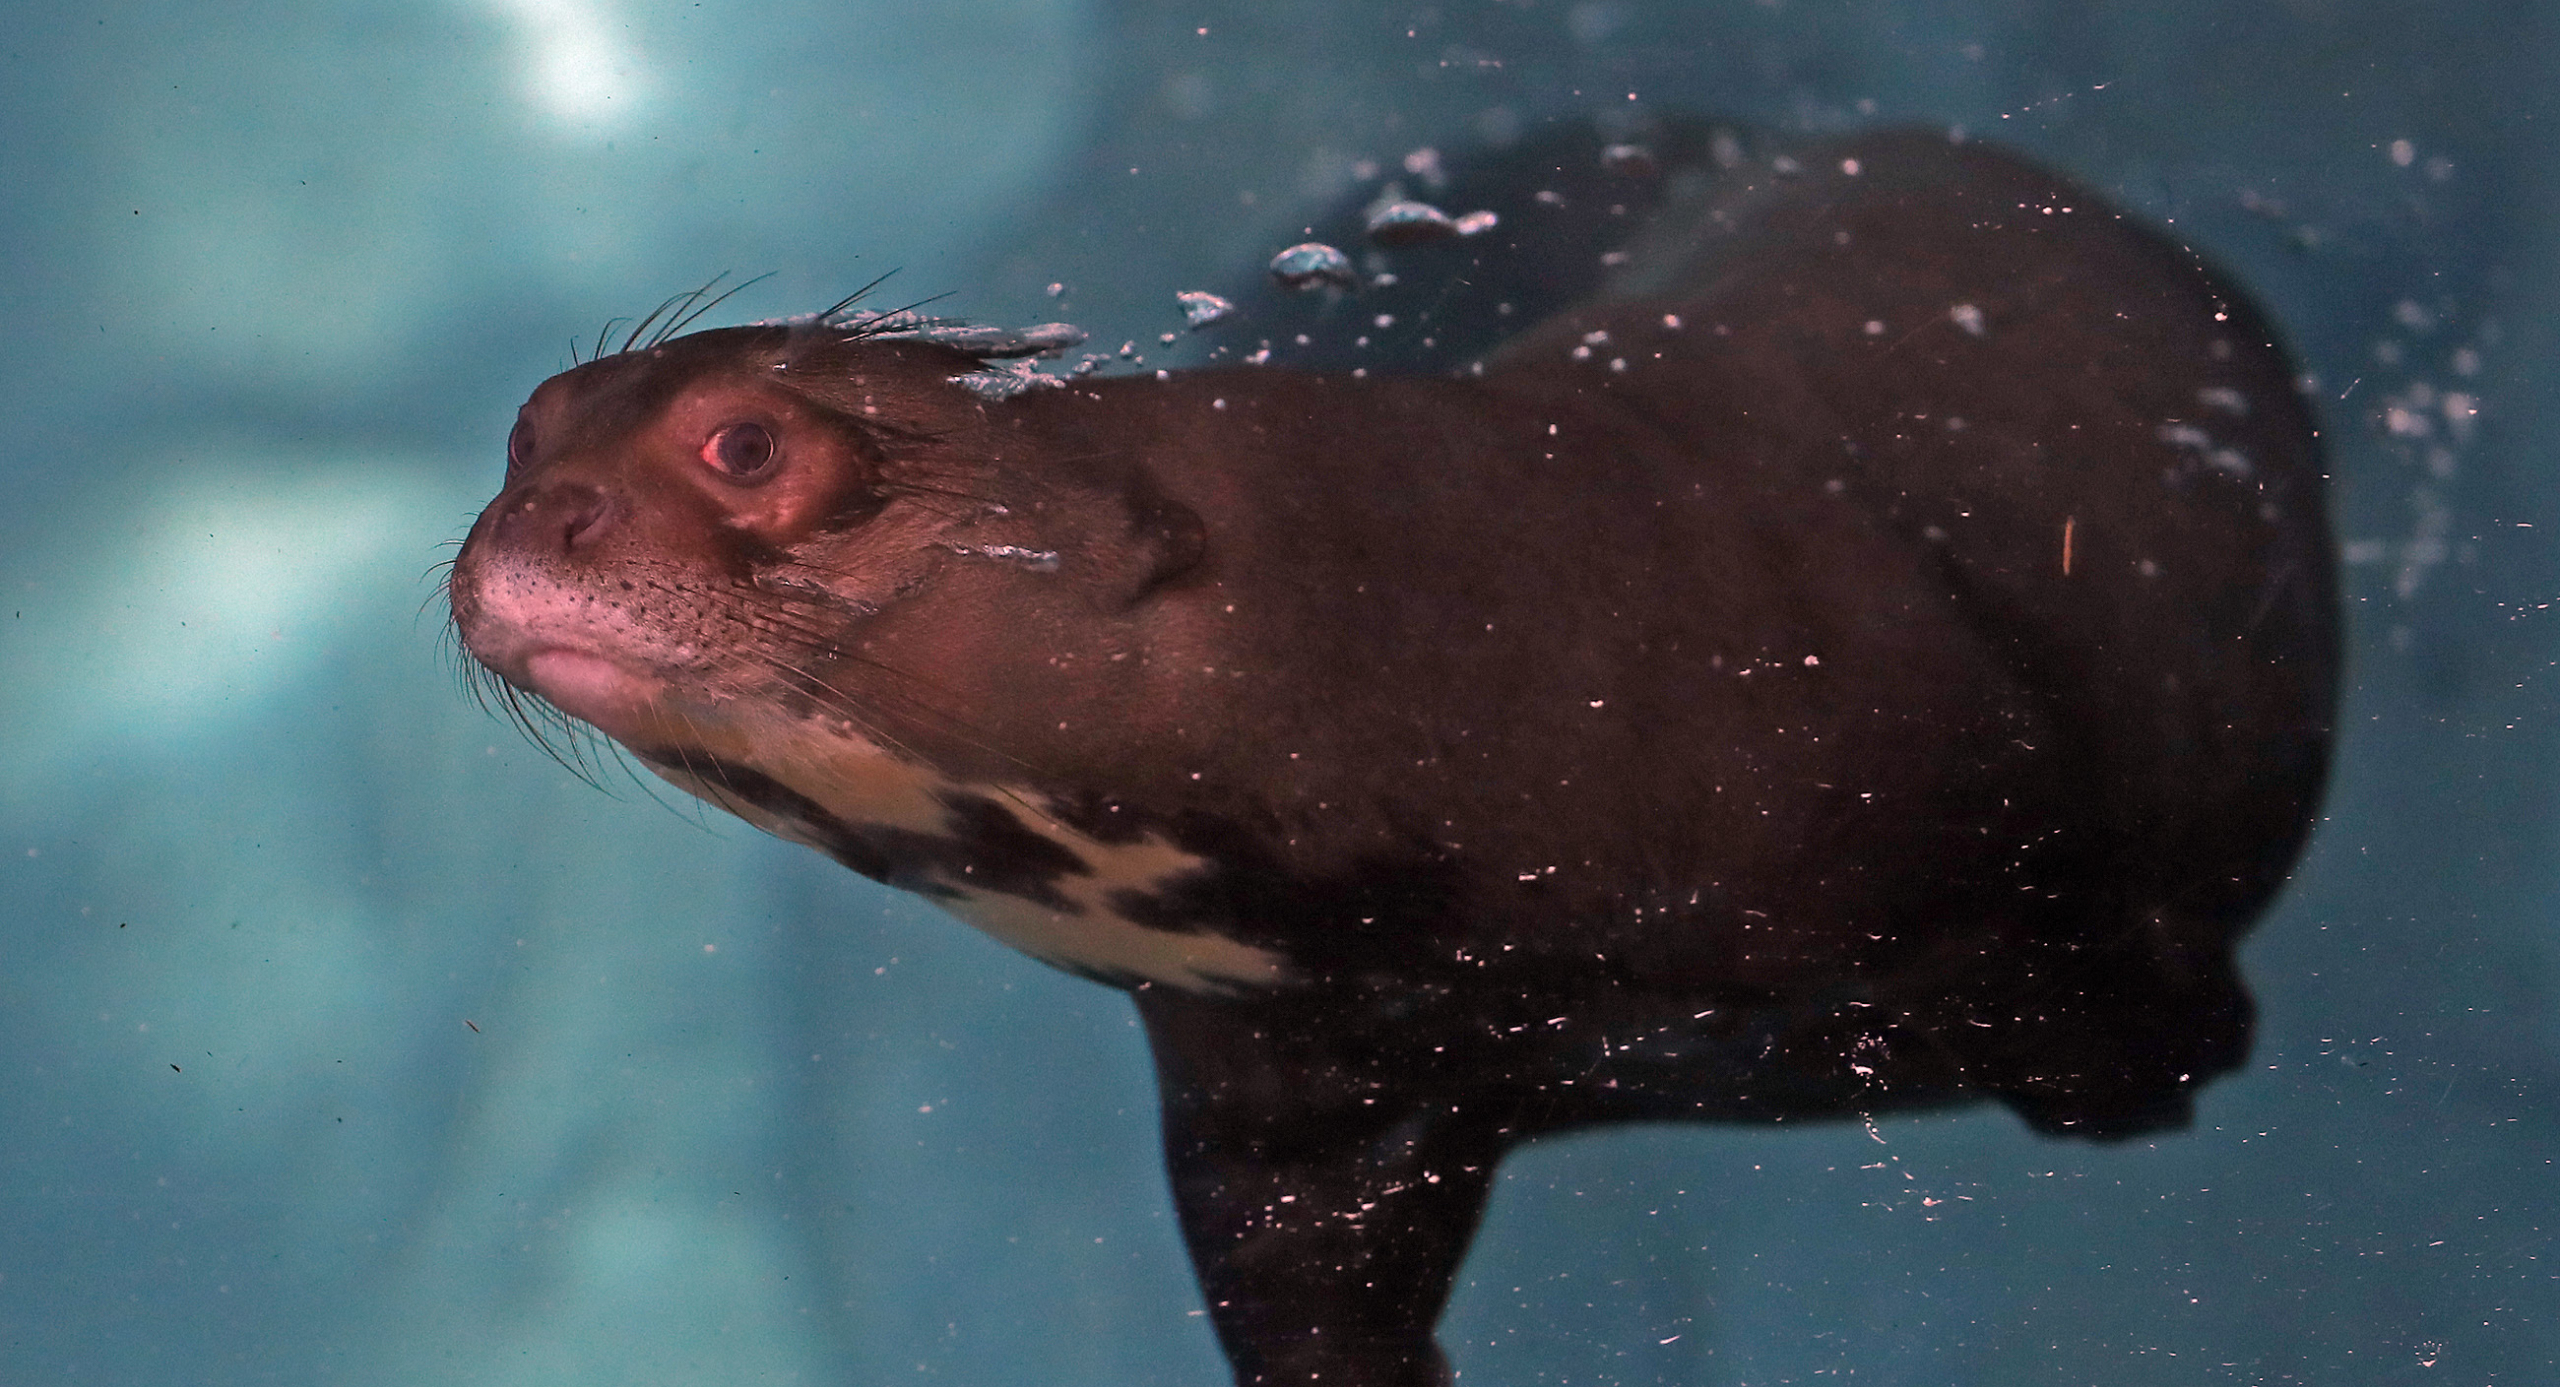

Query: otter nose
[492,481,619,554]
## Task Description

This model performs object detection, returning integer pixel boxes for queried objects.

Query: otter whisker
[816,270,901,324]
[661,272,774,344]
[620,277,722,356]
[469,669,620,794]
[590,317,633,362]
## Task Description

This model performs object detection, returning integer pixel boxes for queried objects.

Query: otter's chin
[520,648,667,736]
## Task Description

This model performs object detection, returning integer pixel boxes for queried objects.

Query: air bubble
[1268,242,1358,291]
[1177,291,1235,330]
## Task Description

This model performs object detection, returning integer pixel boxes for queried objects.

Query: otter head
[452,320,1203,766]
[447,318,1281,991]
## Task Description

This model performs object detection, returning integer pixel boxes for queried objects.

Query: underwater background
[0,1,2550,1382]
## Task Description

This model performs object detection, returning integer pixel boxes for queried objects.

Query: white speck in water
[2390,138,2416,167]
[1840,158,1862,176]
[1453,209,1499,236]
[1863,319,1886,336]
[1949,303,1986,337]
[1662,313,1683,330]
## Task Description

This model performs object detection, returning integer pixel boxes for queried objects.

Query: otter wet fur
[449,125,2336,1387]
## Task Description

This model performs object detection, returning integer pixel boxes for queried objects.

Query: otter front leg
[1138,992,1507,1387]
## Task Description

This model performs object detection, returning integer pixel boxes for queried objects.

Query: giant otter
[449,125,2336,1387]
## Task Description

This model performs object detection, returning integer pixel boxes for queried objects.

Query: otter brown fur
[449,126,2335,1387]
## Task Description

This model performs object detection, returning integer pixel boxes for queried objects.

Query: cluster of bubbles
[2321,139,2492,614]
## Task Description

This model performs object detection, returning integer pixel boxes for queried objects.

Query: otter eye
[505,418,533,478]
[701,421,778,480]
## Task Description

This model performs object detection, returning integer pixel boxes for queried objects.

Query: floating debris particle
[1268,242,1358,290]
[1949,303,1986,337]
[1453,209,1499,236]
[1177,290,1235,330]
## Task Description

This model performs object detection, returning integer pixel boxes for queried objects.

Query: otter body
[451,128,2335,1387]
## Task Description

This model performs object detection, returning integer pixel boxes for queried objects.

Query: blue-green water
[1,3,2550,1382]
